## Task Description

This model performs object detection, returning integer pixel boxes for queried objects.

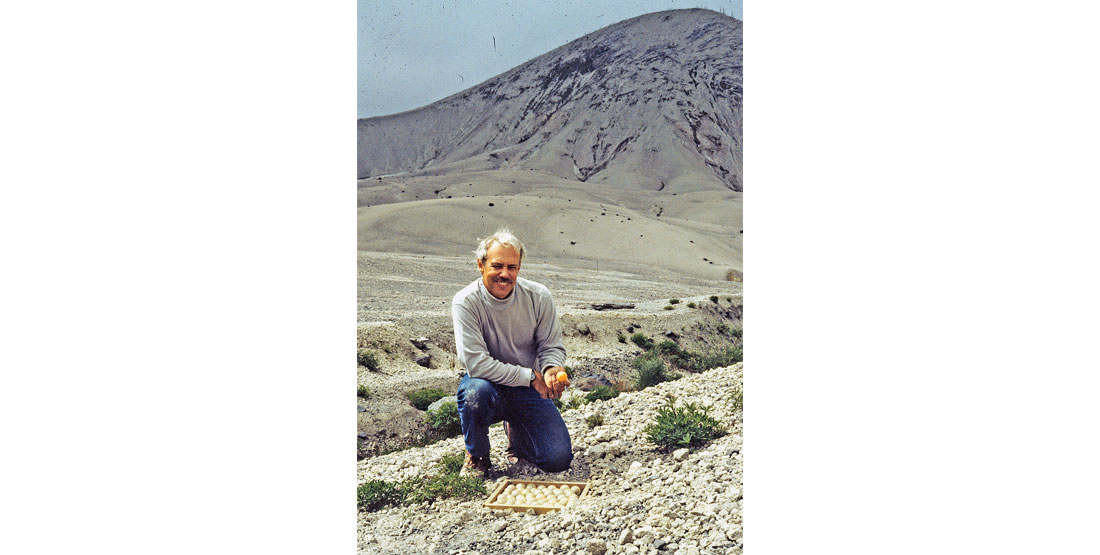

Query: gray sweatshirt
[452,277,567,387]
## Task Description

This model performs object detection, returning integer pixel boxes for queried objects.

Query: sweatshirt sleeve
[452,299,536,387]
[534,289,566,372]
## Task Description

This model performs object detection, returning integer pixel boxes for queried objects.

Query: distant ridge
[358,9,742,193]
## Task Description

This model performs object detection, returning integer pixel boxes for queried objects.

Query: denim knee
[457,377,498,425]
[539,444,574,472]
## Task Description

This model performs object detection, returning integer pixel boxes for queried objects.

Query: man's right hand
[531,370,552,399]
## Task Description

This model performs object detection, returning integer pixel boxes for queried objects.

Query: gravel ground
[357,363,743,555]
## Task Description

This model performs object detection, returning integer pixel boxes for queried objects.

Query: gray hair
[475,229,525,263]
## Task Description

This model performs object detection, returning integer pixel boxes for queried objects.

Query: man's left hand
[543,366,568,398]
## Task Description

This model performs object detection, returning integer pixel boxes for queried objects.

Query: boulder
[427,395,458,413]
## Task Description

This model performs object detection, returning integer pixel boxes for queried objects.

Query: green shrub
[687,302,696,308]
[617,333,627,343]
[716,322,732,335]
[401,472,486,505]
[710,295,719,303]
[437,452,466,475]
[585,385,620,403]
[426,401,462,437]
[358,349,380,371]
[357,452,487,512]
[631,333,654,350]
[586,414,605,427]
[358,479,405,512]
[673,346,743,372]
[633,355,678,390]
[644,398,726,451]
[407,388,447,411]
[655,340,683,356]
[731,384,743,412]
[663,305,674,310]
[669,298,681,304]
[357,384,370,398]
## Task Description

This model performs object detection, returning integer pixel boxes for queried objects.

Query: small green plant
[716,322,732,335]
[357,384,370,398]
[552,398,563,412]
[669,298,681,304]
[644,398,726,451]
[633,354,679,390]
[631,333,654,350]
[426,401,462,437]
[357,479,405,512]
[436,452,467,475]
[730,384,743,412]
[585,385,620,403]
[673,346,743,372]
[687,301,696,308]
[357,452,487,512]
[586,414,605,427]
[358,349,380,371]
[710,295,719,303]
[617,333,627,343]
[663,305,674,310]
[407,388,447,411]
[566,395,587,410]
[401,471,487,505]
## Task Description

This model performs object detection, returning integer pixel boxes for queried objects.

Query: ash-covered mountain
[358,9,742,193]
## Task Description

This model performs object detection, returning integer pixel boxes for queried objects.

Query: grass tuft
[586,414,605,427]
[633,354,679,390]
[357,384,371,398]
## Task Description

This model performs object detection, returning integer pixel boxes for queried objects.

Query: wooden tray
[483,479,591,514]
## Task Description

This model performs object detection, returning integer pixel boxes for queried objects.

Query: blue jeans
[456,374,573,472]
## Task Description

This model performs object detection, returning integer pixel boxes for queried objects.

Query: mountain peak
[358,9,742,193]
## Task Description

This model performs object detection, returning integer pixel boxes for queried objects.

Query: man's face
[477,243,521,299]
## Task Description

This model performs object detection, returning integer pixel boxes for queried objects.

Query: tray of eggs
[483,479,591,514]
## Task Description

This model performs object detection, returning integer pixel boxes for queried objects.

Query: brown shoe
[461,452,492,479]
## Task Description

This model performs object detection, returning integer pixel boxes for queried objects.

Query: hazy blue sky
[359,0,743,118]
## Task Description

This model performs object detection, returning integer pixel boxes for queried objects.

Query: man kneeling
[452,229,573,478]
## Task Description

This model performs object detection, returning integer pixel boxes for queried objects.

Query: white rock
[672,448,690,461]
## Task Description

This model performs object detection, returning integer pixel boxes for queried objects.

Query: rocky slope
[358,9,742,194]
[357,363,743,555]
